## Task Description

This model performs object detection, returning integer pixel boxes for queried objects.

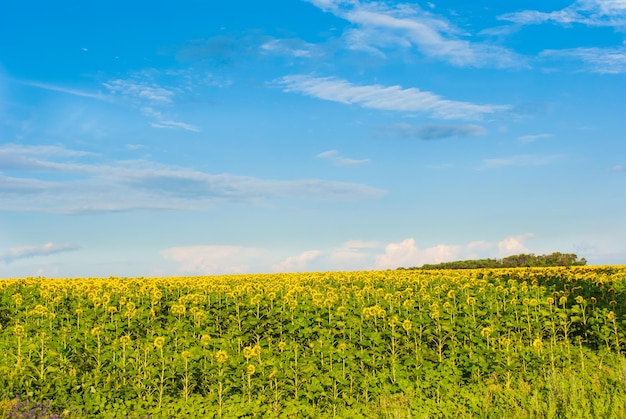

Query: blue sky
[1,0,625,277]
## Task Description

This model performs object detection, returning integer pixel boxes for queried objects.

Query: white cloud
[499,0,626,27]
[307,0,522,68]
[317,149,369,167]
[260,38,323,58]
[0,144,385,214]
[498,234,534,257]
[518,133,553,143]
[374,235,533,269]
[18,81,109,101]
[161,245,264,274]
[329,240,380,270]
[103,79,175,104]
[540,46,626,74]
[0,242,79,264]
[375,238,462,269]
[482,154,561,169]
[142,107,200,132]
[277,75,508,120]
[272,250,321,272]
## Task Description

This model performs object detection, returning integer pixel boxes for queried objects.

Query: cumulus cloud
[277,75,508,120]
[317,150,369,167]
[497,234,534,257]
[160,245,265,274]
[0,144,384,214]
[374,235,532,269]
[375,238,463,269]
[272,250,321,272]
[307,0,523,68]
[0,242,79,264]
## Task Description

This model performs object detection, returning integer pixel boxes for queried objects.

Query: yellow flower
[575,296,584,305]
[402,319,412,332]
[243,346,253,360]
[215,350,228,364]
[154,336,165,349]
[13,324,25,338]
[278,341,286,352]
[388,315,399,329]
[181,350,192,359]
[251,344,261,357]
[608,311,616,321]
[119,335,131,346]
[246,364,256,375]
[532,338,543,352]
[91,327,101,336]
[200,334,211,347]
[480,327,492,338]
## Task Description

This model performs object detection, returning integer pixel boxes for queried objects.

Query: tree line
[399,252,587,270]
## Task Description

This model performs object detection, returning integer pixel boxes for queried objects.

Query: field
[1,266,626,418]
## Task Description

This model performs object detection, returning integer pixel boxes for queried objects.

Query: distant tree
[399,252,587,270]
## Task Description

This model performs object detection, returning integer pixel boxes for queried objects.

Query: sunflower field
[1,266,625,418]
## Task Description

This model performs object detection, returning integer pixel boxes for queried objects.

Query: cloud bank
[0,144,385,214]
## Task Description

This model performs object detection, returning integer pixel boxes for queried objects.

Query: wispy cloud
[482,154,561,169]
[540,46,626,74]
[610,164,626,172]
[142,107,200,132]
[18,80,109,101]
[0,242,80,264]
[420,124,486,139]
[277,75,508,120]
[0,144,385,214]
[317,150,369,167]
[518,133,553,143]
[307,0,524,68]
[260,38,324,58]
[103,79,175,104]
[499,0,626,27]
[102,72,204,131]
[390,123,487,140]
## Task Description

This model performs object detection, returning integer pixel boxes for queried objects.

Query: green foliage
[404,252,588,270]
[0,266,624,418]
